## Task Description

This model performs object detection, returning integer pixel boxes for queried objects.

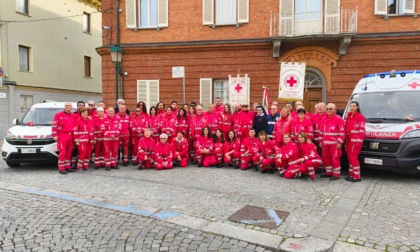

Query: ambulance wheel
[6,161,20,167]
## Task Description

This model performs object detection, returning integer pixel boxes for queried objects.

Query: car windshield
[21,108,64,126]
[344,91,420,122]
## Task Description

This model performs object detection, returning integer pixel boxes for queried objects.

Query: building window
[214,79,229,104]
[126,0,168,29]
[16,0,29,15]
[84,56,91,77]
[375,0,415,15]
[83,12,91,33]
[203,0,249,25]
[137,80,160,107]
[19,45,30,72]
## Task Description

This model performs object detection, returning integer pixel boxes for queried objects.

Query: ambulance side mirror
[12,118,19,125]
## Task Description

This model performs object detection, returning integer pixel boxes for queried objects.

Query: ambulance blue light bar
[363,70,417,78]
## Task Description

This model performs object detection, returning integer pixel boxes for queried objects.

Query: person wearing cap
[234,103,254,141]
[171,131,189,167]
[137,128,155,170]
[154,133,173,170]
[93,107,108,169]
[292,108,314,143]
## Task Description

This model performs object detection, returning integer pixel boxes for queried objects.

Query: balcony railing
[270,8,358,37]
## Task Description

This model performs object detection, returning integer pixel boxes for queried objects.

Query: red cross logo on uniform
[286,76,298,87]
[408,82,420,89]
[235,84,243,93]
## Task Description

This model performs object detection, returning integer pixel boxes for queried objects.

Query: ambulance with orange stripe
[343,70,420,174]
[2,101,76,167]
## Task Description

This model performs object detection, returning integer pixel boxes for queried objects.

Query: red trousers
[57,133,73,171]
[322,145,342,177]
[284,164,301,179]
[94,141,105,168]
[253,156,275,171]
[346,143,362,179]
[240,155,253,170]
[275,157,288,174]
[210,149,223,166]
[131,136,140,163]
[77,142,93,169]
[120,135,130,164]
[299,159,322,180]
[195,150,212,167]
[224,151,240,166]
[174,154,189,167]
[155,159,173,170]
[137,152,154,169]
[104,140,119,168]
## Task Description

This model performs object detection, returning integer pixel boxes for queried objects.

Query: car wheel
[6,161,20,167]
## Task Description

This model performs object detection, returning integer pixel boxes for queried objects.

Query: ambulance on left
[2,101,77,167]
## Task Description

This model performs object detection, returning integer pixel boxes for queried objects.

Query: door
[303,68,325,113]
[304,88,322,113]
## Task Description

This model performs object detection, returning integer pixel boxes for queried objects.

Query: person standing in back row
[344,101,365,182]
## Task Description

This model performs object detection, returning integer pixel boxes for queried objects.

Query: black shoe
[279,173,284,177]
[261,170,267,174]
[138,166,143,170]
[59,170,68,174]
[106,167,111,171]
[217,164,223,168]
[315,170,322,174]
[268,170,274,174]
[67,169,75,173]
[132,162,138,166]
[350,178,361,182]
[76,169,83,173]
[254,166,259,172]
[123,162,129,167]
[344,176,351,181]
[94,167,100,170]
[83,168,88,171]
[330,176,340,181]
[71,164,77,170]
[320,174,332,178]
[198,164,203,167]
[228,163,233,167]
[112,166,120,170]
[190,160,197,165]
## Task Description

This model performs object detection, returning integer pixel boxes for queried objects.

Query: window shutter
[149,80,160,107]
[126,0,137,28]
[324,0,340,34]
[203,0,214,25]
[280,0,294,36]
[200,78,213,109]
[237,0,249,23]
[246,77,250,105]
[374,0,387,15]
[404,0,415,14]
[158,0,168,27]
[137,80,148,104]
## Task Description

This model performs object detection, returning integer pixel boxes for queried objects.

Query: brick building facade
[97,0,420,112]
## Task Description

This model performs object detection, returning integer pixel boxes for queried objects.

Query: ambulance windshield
[21,108,63,126]
[346,91,419,123]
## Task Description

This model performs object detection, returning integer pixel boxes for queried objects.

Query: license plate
[21,148,36,154]
[364,158,383,165]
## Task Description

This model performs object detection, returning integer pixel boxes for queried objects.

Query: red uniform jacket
[345,112,365,146]
[171,137,189,157]
[130,113,149,137]
[148,115,162,138]
[214,104,224,115]
[213,138,224,153]
[221,112,233,134]
[116,113,131,136]
[312,112,326,141]
[319,114,345,146]
[298,142,321,161]
[292,117,314,142]
[177,117,189,135]
[272,116,293,145]
[52,111,76,137]
[240,137,259,157]
[223,138,241,154]
[195,136,213,153]
[93,116,109,141]
[74,117,94,143]
[104,116,121,140]
[154,142,173,162]
[205,111,222,133]
[255,140,277,159]
[234,110,254,137]
[138,137,156,156]
[189,113,208,140]
[277,141,300,166]
[161,114,178,138]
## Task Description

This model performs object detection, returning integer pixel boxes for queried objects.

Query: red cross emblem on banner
[235,83,243,93]
[408,82,420,89]
[286,76,298,87]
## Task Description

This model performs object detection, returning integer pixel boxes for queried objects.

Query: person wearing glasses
[86,100,97,119]
[154,133,173,170]
[266,105,280,140]
[312,102,327,158]
[297,132,322,182]
[344,101,365,182]
[130,102,149,166]
[319,103,345,180]
[114,99,130,115]
[235,103,254,141]
[275,133,300,178]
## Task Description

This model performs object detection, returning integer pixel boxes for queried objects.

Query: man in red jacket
[319,103,345,180]
[235,104,254,141]
[52,102,76,174]
[103,107,121,170]
[116,105,131,166]
[205,104,222,134]
[93,107,109,169]
[74,108,94,171]
[155,133,173,170]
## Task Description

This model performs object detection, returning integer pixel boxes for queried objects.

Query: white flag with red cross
[229,74,248,105]
[278,62,306,101]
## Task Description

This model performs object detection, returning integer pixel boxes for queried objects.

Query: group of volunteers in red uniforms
[52,98,365,182]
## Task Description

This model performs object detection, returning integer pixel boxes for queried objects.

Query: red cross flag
[229,74,249,105]
[279,62,306,101]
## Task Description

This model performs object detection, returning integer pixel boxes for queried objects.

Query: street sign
[172,66,184,78]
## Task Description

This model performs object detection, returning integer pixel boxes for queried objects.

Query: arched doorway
[304,67,326,113]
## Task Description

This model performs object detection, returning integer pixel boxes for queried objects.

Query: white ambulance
[2,101,76,167]
[343,70,420,174]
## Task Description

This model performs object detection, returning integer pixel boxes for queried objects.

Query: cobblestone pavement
[0,189,271,252]
[0,161,419,251]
